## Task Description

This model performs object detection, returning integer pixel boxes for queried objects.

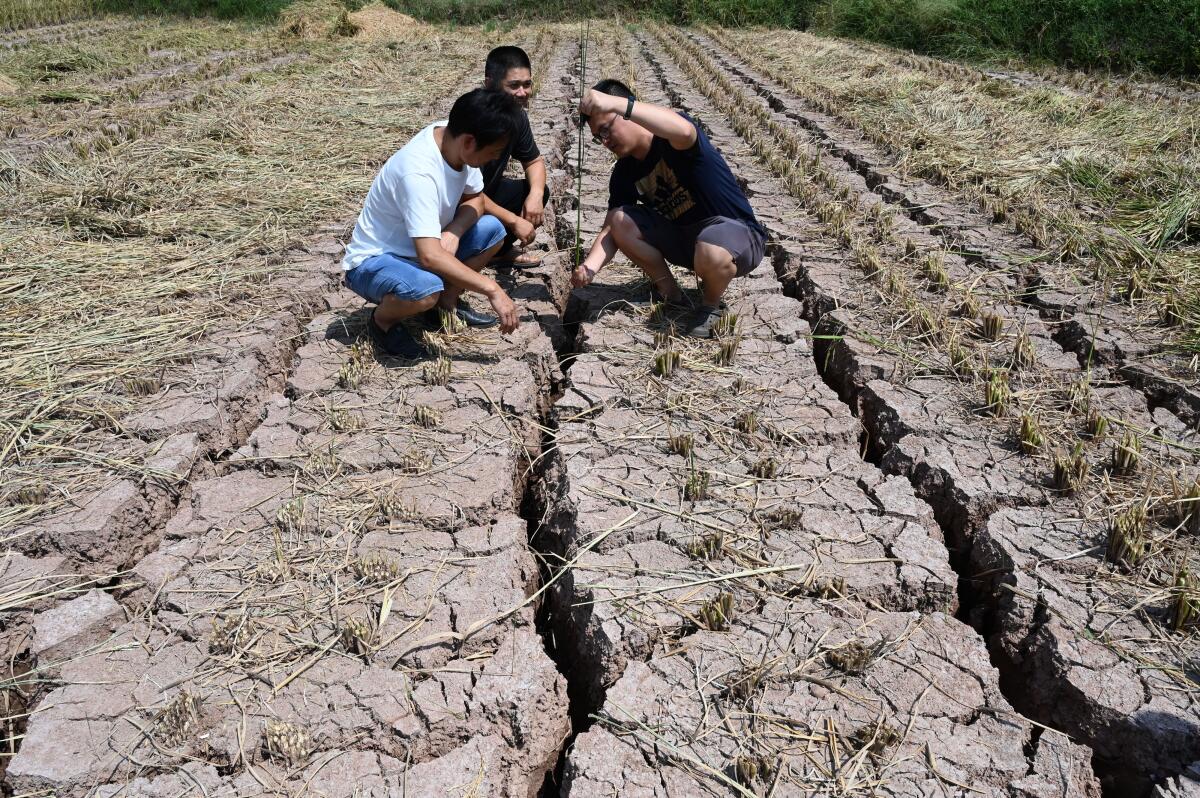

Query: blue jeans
[345,215,506,304]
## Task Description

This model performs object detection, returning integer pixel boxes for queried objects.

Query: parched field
[1,7,1199,798]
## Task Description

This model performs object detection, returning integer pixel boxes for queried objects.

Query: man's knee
[381,290,440,313]
[693,241,736,276]
[609,206,640,246]
[479,213,506,246]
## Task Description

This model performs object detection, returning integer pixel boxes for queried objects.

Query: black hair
[446,88,522,148]
[484,46,532,88]
[581,79,636,123]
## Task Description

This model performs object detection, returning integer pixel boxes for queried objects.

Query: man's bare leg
[692,241,737,307]
[609,209,683,302]
[375,292,440,330]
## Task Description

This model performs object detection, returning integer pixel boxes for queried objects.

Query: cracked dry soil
[4,19,1199,798]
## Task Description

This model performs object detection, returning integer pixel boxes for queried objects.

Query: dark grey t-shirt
[480,110,539,195]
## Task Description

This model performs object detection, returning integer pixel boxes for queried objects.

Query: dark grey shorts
[620,205,766,277]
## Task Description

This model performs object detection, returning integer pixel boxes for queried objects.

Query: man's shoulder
[384,125,444,177]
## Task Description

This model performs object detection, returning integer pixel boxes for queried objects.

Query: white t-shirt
[342,121,484,271]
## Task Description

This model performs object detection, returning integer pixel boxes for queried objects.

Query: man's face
[496,67,532,109]
[588,110,633,158]
[462,135,508,168]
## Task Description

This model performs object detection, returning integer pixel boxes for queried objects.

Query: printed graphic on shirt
[635,160,695,221]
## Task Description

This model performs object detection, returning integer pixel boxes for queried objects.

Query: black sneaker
[369,311,425,359]
[684,303,725,339]
[454,301,499,327]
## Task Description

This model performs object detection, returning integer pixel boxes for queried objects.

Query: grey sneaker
[684,303,725,338]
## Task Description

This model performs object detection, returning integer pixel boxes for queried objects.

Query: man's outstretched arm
[572,209,622,287]
[580,89,697,151]
[440,193,484,253]
[412,236,519,332]
[521,156,547,227]
[478,193,535,246]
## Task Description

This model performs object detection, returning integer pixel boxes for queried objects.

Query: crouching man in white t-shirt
[342,88,526,358]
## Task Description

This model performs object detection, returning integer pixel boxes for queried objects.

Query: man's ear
[460,133,477,154]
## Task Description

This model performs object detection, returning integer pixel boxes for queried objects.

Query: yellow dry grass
[0,17,495,534]
[0,73,16,96]
[349,2,434,44]
[278,0,358,40]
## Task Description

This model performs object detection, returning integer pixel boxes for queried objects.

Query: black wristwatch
[623,97,635,120]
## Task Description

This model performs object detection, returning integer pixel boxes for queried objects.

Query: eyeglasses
[504,80,533,91]
[592,121,614,145]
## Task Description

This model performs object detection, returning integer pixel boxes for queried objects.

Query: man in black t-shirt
[479,46,548,268]
[575,79,767,337]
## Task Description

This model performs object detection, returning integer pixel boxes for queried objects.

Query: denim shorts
[345,214,506,304]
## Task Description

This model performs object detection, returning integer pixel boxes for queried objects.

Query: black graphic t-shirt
[480,111,540,197]
[607,113,764,237]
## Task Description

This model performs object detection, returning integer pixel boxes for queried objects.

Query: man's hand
[572,262,598,288]
[486,287,520,333]
[579,88,619,119]
[513,217,536,246]
[521,194,544,228]
[440,230,460,256]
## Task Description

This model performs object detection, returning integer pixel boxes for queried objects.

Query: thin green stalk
[574,18,590,269]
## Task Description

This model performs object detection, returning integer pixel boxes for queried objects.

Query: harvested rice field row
[2,10,1199,798]
[708,27,1200,417]
[0,19,127,51]
[630,20,1199,795]
[535,27,1097,798]
[1,15,591,794]
[0,1,98,35]
[673,28,1200,451]
[0,14,526,792]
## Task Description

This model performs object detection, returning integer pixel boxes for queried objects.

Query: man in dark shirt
[479,46,548,268]
[574,79,767,337]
